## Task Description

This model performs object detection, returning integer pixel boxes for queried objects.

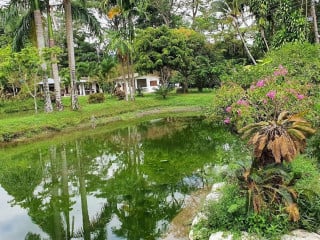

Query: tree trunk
[120,60,128,101]
[33,6,53,112]
[49,146,64,240]
[61,145,71,239]
[260,27,269,51]
[233,18,257,65]
[311,0,319,43]
[63,0,79,110]
[76,142,90,240]
[47,3,63,111]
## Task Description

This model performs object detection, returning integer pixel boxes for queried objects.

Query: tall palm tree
[213,0,257,65]
[46,0,63,111]
[33,0,53,112]
[107,30,132,101]
[62,0,101,109]
[63,0,79,110]
[4,0,53,112]
[103,0,143,101]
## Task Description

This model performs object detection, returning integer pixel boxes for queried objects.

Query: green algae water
[0,117,244,240]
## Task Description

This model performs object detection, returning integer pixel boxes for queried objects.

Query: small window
[150,80,158,86]
[137,79,147,88]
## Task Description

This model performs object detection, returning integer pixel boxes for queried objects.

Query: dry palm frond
[279,135,297,163]
[291,124,316,135]
[288,114,308,123]
[286,203,300,222]
[277,111,289,122]
[267,137,281,163]
[253,134,268,158]
[239,122,269,139]
[287,128,306,141]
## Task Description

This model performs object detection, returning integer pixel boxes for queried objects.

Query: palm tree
[212,0,257,65]
[4,0,101,111]
[33,0,53,112]
[239,111,316,168]
[46,0,63,111]
[107,30,133,101]
[4,0,53,112]
[63,0,79,110]
[238,111,315,221]
[62,0,101,109]
[103,0,142,101]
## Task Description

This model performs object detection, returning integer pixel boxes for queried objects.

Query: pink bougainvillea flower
[297,94,305,100]
[266,90,276,100]
[236,99,249,106]
[256,80,265,87]
[226,106,232,113]
[237,109,242,116]
[263,99,267,104]
[274,64,288,76]
[224,117,230,124]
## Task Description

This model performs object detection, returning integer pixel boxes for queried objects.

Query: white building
[115,73,160,94]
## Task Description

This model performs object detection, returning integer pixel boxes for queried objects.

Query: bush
[222,42,320,88]
[206,184,246,231]
[114,89,125,100]
[2,97,43,114]
[291,156,320,232]
[154,85,174,99]
[88,93,105,104]
[210,65,315,130]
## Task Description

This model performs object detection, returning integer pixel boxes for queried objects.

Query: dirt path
[161,186,211,240]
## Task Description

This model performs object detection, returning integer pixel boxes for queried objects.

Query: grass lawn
[0,91,214,144]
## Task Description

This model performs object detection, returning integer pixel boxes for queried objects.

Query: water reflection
[0,118,244,239]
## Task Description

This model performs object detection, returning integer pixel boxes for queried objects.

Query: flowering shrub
[215,65,314,130]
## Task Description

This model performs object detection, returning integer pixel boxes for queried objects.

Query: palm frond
[287,128,307,141]
[286,203,300,222]
[288,115,308,123]
[267,136,281,163]
[253,134,268,158]
[291,124,316,135]
[12,11,33,52]
[238,121,269,138]
[277,110,289,122]
[71,3,101,37]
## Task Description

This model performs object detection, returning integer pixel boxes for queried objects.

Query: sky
[0,0,9,6]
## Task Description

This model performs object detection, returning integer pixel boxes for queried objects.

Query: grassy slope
[0,92,213,144]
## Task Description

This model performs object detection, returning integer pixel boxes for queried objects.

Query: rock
[211,182,225,192]
[281,229,320,240]
[209,231,233,240]
[191,212,208,226]
[205,182,225,202]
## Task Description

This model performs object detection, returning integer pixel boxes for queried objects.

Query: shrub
[206,184,246,231]
[114,89,125,100]
[88,93,105,104]
[212,65,315,130]
[154,85,174,99]
[222,42,320,88]
[291,156,320,232]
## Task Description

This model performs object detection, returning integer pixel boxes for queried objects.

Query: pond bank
[0,106,203,147]
[162,186,211,240]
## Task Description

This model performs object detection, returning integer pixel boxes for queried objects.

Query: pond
[0,117,245,240]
